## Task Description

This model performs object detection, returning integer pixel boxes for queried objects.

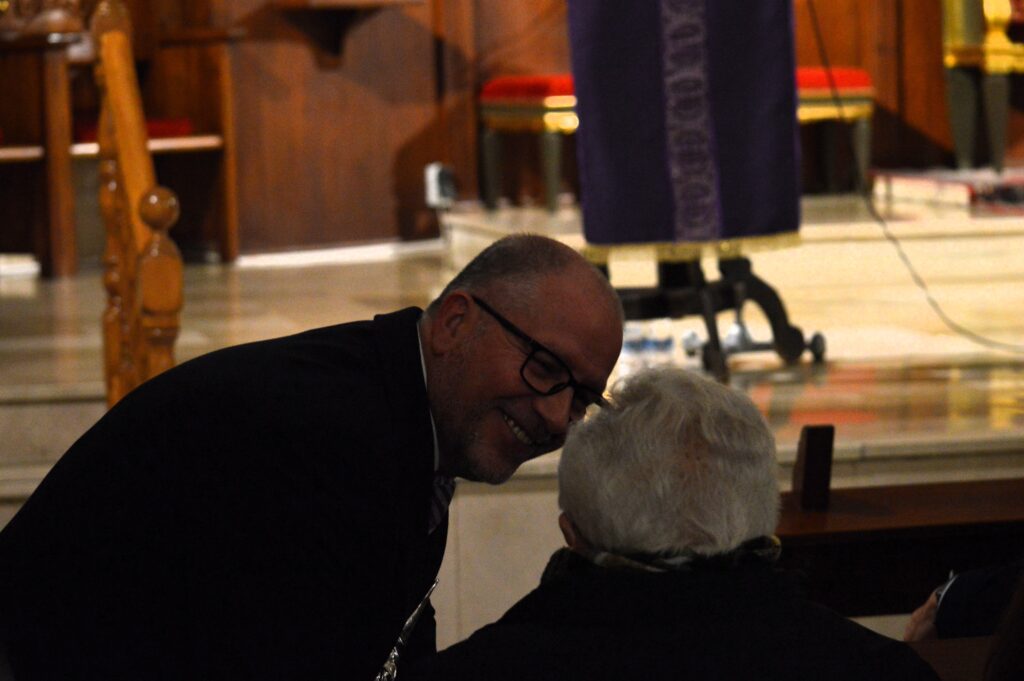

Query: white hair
[558,367,779,557]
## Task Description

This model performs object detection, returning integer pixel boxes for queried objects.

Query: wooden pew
[93,3,183,407]
[776,478,1024,617]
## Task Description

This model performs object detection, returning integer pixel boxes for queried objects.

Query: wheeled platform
[598,257,825,381]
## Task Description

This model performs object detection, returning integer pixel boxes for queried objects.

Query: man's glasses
[471,295,609,419]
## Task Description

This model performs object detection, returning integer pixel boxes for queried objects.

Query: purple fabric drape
[568,0,801,245]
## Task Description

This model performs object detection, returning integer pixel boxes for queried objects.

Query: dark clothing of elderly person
[935,560,1024,639]
[405,545,939,681]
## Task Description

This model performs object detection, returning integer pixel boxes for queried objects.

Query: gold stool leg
[853,116,872,192]
[540,128,562,213]
[945,67,979,170]
[983,72,1009,173]
[481,126,502,211]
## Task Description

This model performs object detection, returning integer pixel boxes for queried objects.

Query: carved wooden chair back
[92,0,183,407]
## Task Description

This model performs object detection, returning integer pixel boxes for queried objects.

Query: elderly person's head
[558,367,779,557]
[421,234,624,485]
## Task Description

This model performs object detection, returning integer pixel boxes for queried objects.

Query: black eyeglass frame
[470,295,610,413]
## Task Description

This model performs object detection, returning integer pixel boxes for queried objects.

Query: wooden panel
[209,0,579,250]
[432,0,477,197]
[274,0,424,7]
[80,0,161,58]
[144,42,226,134]
[0,52,43,143]
[0,50,45,255]
[898,0,952,166]
[225,0,440,249]
[0,164,43,254]
[868,0,907,166]
[793,0,868,66]
[474,0,570,80]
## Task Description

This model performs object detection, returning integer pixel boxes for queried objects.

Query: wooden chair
[478,74,578,213]
[93,3,183,407]
[795,66,875,190]
[942,0,1024,171]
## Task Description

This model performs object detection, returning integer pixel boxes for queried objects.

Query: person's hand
[903,592,939,641]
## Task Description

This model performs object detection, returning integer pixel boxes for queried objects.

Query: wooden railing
[93,2,183,407]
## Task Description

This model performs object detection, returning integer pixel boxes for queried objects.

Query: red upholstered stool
[73,117,195,143]
[478,74,578,212]
[796,67,875,189]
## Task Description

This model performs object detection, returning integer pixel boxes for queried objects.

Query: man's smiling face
[428,269,623,484]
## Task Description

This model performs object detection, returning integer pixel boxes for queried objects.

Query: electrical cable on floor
[806,0,1024,354]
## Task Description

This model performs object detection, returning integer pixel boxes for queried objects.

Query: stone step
[0,387,106,527]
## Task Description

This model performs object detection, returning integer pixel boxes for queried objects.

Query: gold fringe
[582,231,802,264]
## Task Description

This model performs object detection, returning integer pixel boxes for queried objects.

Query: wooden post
[39,46,77,277]
[93,3,183,406]
[214,40,239,261]
[791,424,835,511]
[136,187,182,380]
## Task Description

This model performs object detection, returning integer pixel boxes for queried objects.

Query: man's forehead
[520,279,622,383]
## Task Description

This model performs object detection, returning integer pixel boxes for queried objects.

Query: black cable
[805,0,1024,354]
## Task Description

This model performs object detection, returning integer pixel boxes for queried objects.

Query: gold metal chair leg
[983,72,1009,172]
[945,67,979,170]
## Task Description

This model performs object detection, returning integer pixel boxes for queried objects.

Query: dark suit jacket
[406,549,939,681]
[0,307,446,680]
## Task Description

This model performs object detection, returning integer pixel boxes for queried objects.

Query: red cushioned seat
[795,67,874,191]
[479,74,575,102]
[73,117,195,143]
[478,74,578,213]
[796,67,873,95]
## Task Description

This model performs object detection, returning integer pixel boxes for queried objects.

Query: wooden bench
[776,477,1024,617]
[93,4,183,406]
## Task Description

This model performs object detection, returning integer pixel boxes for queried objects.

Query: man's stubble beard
[430,341,497,483]
[435,385,517,484]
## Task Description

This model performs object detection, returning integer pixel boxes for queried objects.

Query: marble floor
[1,194,1023,491]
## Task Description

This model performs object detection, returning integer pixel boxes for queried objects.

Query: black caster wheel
[701,345,730,383]
[808,332,826,363]
[775,326,806,366]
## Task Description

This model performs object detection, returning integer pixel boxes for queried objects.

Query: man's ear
[558,512,591,552]
[427,291,474,354]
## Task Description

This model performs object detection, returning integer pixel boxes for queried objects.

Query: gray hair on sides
[425,233,622,320]
[558,367,779,557]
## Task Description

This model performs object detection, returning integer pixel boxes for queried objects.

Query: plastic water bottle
[618,321,650,379]
[647,319,675,366]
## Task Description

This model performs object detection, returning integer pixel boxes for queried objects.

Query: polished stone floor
[1,195,1023,492]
